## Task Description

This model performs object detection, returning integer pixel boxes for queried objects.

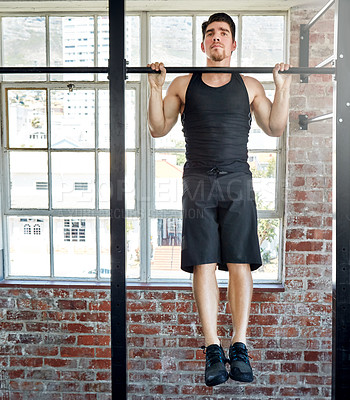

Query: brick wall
[0,5,334,400]
[0,287,112,400]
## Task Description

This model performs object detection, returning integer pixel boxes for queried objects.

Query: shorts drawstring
[206,166,229,176]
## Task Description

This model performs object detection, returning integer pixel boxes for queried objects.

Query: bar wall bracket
[299,114,309,130]
[300,24,310,83]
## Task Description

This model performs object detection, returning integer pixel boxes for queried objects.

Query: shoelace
[201,345,228,367]
[229,346,252,364]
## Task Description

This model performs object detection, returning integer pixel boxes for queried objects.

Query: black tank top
[181,72,252,174]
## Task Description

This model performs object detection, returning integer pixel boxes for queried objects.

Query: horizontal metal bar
[315,55,335,68]
[307,113,333,124]
[0,67,108,74]
[0,66,336,75]
[307,0,335,29]
[128,67,336,75]
[299,113,333,130]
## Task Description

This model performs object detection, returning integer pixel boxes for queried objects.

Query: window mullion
[49,215,54,278]
[140,11,151,283]
[47,87,54,278]
[139,84,150,283]
[95,87,101,280]
[237,14,242,67]
[46,15,50,81]
[94,14,98,81]
[47,88,53,211]
[96,216,101,280]
[192,14,196,66]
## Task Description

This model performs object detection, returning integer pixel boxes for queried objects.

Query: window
[33,224,41,235]
[1,10,286,283]
[1,14,140,280]
[63,218,85,242]
[36,182,48,190]
[74,182,89,191]
[24,224,31,235]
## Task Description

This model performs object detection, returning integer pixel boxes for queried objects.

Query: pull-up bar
[0,66,336,75]
[128,66,336,75]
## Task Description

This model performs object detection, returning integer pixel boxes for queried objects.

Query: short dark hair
[202,13,236,42]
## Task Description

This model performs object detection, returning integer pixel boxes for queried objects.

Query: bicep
[251,83,273,136]
[161,81,182,135]
[163,93,181,132]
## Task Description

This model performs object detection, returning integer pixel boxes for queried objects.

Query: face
[201,21,236,62]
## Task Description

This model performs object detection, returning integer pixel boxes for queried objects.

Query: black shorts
[181,166,262,273]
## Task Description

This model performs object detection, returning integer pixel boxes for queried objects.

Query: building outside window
[0,11,286,283]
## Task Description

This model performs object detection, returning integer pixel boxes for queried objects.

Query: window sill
[0,279,284,292]
[127,282,284,291]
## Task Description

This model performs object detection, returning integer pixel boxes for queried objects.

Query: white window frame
[0,9,288,284]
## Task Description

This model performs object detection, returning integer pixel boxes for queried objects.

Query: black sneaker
[201,344,229,387]
[229,342,254,383]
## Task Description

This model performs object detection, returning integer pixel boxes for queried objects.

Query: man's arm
[147,62,181,138]
[250,63,292,137]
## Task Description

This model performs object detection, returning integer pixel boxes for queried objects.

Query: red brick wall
[0,5,334,400]
[0,287,112,400]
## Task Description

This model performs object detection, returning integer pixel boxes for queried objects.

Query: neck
[203,58,232,83]
[206,56,232,68]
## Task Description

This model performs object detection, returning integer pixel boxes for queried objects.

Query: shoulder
[166,74,193,105]
[240,74,266,104]
[167,74,193,93]
[240,74,264,92]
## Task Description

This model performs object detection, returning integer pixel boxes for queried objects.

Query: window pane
[253,218,280,281]
[99,217,140,280]
[7,89,47,149]
[155,152,184,210]
[98,16,109,68]
[250,152,277,211]
[150,217,189,280]
[196,15,238,67]
[126,152,136,210]
[98,152,109,209]
[10,151,48,209]
[242,16,284,81]
[8,216,50,276]
[97,16,140,81]
[50,17,94,81]
[126,90,137,149]
[248,90,278,150]
[150,16,192,81]
[126,218,141,279]
[51,90,95,148]
[98,90,109,148]
[97,15,109,81]
[53,217,96,278]
[100,152,135,210]
[98,89,136,149]
[52,152,95,209]
[2,17,46,81]
[249,120,278,150]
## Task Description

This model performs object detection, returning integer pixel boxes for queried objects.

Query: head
[202,13,236,43]
[201,13,237,62]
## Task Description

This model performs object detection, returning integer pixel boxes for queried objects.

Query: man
[147,13,291,386]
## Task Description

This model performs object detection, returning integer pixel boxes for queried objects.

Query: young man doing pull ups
[147,13,291,386]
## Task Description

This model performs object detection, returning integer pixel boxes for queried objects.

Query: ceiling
[126,0,326,12]
[0,0,327,13]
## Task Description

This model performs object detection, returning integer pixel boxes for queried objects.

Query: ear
[231,40,237,52]
[201,42,205,53]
